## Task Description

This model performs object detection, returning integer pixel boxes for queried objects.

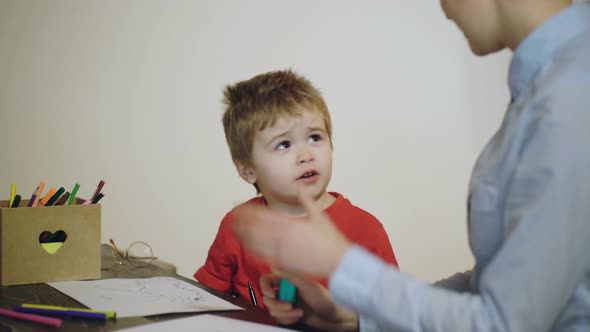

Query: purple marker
[27,189,39,207]
[13,306,106,320]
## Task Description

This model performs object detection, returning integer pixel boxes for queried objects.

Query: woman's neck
[499,0,572,50]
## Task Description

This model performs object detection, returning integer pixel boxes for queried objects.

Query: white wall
[0,0,510,281]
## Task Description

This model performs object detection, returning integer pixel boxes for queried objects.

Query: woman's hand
[260,271,358,332]
[233,185,351,277]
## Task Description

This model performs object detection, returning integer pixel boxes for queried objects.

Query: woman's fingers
[260,273,281,299]
[232,203,283,264]
[297,183,323,220]
[263,295,304,324]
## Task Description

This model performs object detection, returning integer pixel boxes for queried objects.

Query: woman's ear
[234,160,257,184]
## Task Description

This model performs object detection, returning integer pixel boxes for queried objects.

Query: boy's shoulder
[230,197,265,212]
[327,192,384,227]
[218,197,266,228]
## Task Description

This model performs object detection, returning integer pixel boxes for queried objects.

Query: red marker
[91,180,105,201]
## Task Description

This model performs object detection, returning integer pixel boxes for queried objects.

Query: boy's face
[440,0,505,55]
[238,109,333,211]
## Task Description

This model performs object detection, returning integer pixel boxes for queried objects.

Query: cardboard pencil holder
[0,199,101,286]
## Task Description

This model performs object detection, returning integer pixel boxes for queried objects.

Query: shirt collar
[508,1,590,100]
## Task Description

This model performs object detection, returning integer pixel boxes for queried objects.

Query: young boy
[194,69,398,308]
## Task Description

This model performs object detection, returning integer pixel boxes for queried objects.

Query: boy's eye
[277,141,291,150]
[309,134,322,142]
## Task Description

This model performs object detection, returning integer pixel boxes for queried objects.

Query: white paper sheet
[48,277,243,318]
[117,314,301,332]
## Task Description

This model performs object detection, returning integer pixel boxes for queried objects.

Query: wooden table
[0,245,315,331]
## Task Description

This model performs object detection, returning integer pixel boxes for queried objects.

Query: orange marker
[38,187,56,207]
[31,181,45,207]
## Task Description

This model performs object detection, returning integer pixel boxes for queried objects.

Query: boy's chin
[298,182,327,197]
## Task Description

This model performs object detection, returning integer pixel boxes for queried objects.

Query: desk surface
[0,245,317,331]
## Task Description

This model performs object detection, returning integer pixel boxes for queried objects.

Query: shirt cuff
[328,244,386,312]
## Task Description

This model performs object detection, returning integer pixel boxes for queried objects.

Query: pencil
[247,281,259,307]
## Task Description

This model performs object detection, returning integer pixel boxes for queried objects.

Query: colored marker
[27,183,42,207]
[27,186,39,207]
[91,180,105,201]
[13,305,106,320]
[31,182,45,207]
[38,187,56,207]
[9,183,16,208]
[11,194,21,208]
[67,183,80,205]
[91,192,104,204]
[278,279,297,304]
[55,192,70,206]
[19,304,116,319]
[27,193,38,207]
[45,187,65,206]
[82,199,92,205]
[0,308,62,328]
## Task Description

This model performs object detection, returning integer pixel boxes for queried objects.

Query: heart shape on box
[38,230,68,254]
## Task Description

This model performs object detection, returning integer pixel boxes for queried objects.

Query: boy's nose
[299,156,313,164]
[298,148,314,164]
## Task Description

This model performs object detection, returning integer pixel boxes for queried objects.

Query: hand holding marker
[278,279,297,303]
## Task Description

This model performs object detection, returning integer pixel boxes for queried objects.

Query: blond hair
[223,69,332,161]
[222,69,332,193]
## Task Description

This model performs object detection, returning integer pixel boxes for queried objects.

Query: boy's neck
[263,191,336,217]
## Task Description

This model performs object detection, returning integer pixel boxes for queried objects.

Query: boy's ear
[234,160,257,184]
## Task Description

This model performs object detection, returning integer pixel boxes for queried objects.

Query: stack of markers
[6,180,105,209]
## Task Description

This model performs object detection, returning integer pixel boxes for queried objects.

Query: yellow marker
[9,183,16,208]
[20,304,116,319]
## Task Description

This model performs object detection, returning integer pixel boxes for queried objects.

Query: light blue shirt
[329,2,590,331]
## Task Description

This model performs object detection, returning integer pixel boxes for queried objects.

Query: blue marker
[278,279,297,303]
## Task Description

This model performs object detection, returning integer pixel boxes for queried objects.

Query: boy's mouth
[297,171,318,180]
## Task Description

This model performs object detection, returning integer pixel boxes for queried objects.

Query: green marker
[67,183,80,205]
[278,279,297,303]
